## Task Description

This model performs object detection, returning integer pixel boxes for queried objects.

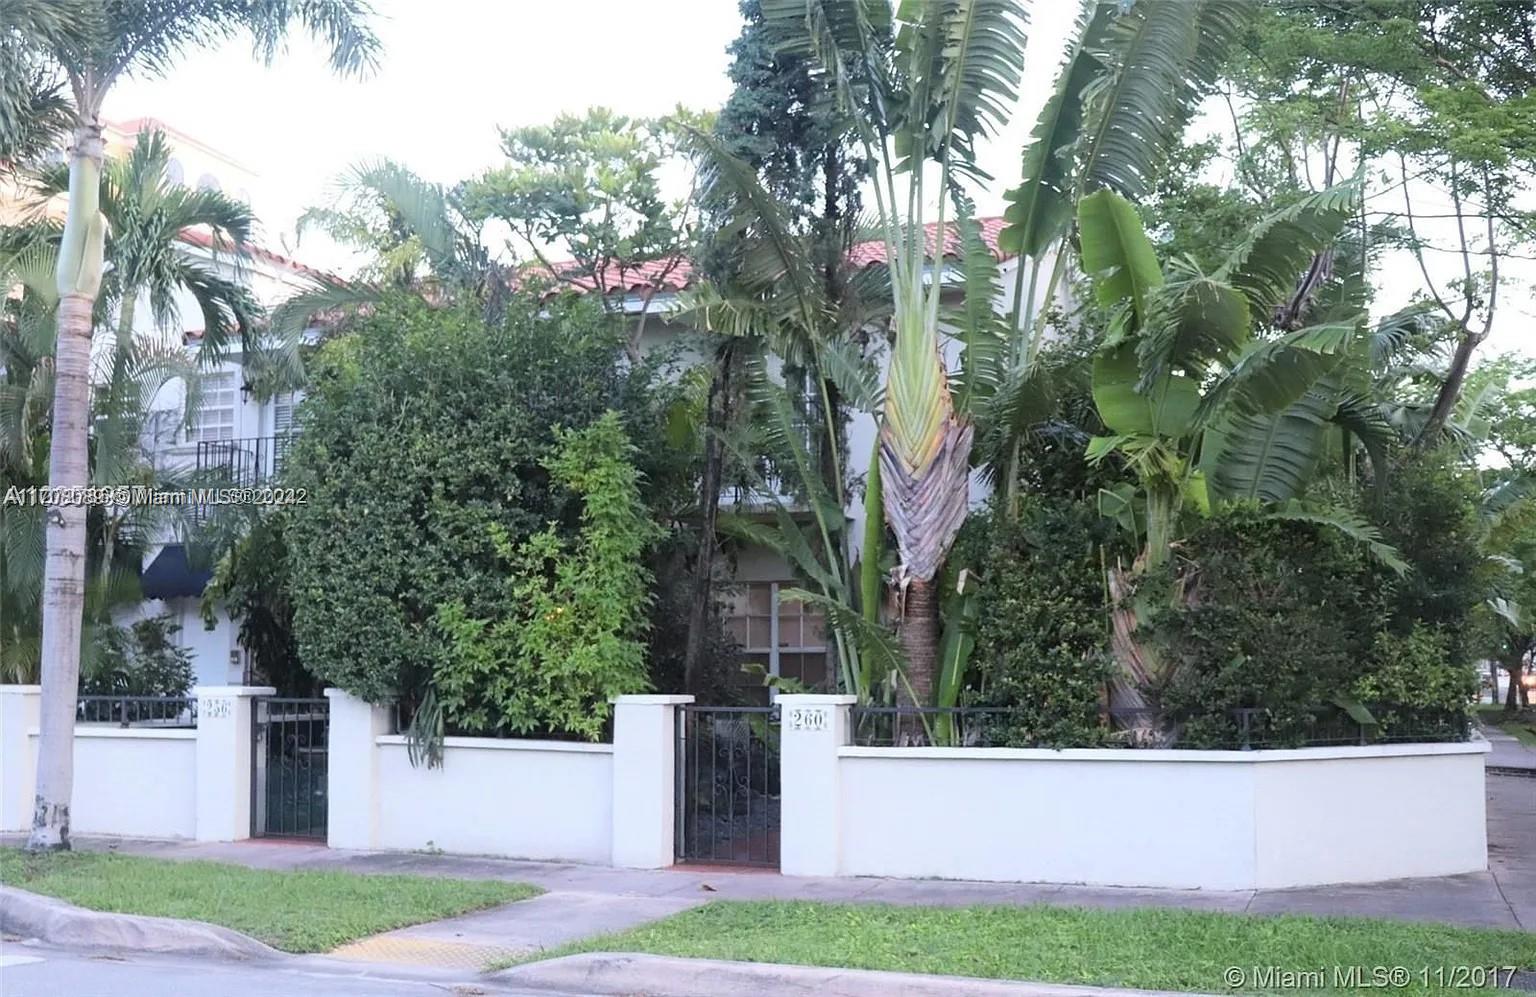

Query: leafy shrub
[960,498,1117,747]
[1354,625,1478,740]
[1151,508,1388,748]
[83,615,194,697]
[285,293,676,711]
[435,414,660,739]
[1369,449,1489,668]
[201,513,314,696]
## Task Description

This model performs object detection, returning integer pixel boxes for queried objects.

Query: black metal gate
[252,697,328,839]
[676,705,780,867]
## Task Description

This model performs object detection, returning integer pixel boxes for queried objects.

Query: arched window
[197,172,221,193]
[165,158,185,185]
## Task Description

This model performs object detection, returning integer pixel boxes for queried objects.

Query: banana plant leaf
[1092,344,1199,438]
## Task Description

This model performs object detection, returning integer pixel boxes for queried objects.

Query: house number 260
[788,707,828,731]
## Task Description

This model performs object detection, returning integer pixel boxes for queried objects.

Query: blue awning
[140,544,213,600]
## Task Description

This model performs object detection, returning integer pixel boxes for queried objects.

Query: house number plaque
[204,698,231,719]
[788,707,828,732]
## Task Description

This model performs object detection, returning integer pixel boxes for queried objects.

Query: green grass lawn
[1478,704,1536,746]
[507,900,1536,995]
[0,849,539,953]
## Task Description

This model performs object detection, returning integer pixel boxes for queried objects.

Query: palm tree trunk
[28,291,94,851]
[28,123,105,853]
[898,577,938,708]
[1106,562,1160,744]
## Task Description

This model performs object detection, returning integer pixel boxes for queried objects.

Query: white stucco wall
[836,740,1490,890]
[17,728,197,839]
[373,736,614,863]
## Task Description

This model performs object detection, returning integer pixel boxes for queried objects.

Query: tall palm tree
[0,244,201,687]
[7,0,379,852]
[763,0,1026,700]
[32,127,260,352]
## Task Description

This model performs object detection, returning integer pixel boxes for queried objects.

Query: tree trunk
[683,346,735,693]
[897,577,938,709]
[1416,327,1485,447]
[1105,563,1161,744]
[28,123,105,853]
[28,291,94,851]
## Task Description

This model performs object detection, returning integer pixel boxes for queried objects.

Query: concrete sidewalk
[19,774,1533,941]
[1482,719,1536,774]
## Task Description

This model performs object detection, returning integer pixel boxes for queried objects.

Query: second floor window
[190,372,237,442]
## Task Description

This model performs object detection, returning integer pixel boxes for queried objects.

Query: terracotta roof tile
[176,227,327,279]
[532,216,1009,296]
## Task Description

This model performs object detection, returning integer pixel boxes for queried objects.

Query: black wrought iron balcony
[194,435,294,488]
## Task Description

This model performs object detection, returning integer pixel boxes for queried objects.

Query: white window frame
[725,580,830,691]
[188,372,238,442]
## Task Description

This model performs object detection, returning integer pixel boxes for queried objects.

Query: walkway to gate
[675,705,779,867]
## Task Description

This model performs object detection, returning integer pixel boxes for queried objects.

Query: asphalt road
[0,945,559,996]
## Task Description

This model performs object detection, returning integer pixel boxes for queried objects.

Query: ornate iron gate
[252,697,328,839]
[676,705,780,867]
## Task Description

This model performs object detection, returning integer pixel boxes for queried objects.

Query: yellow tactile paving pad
[327,934,527,970]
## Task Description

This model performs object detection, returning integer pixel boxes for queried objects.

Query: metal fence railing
[195,435,293,488]
[848,705,1475,750]
[76,695,198,728]
[850,707,1018,748]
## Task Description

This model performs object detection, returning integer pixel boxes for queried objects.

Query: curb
[1488,766,1536,779]
[491,953,1214,997]
[0,885,279,961]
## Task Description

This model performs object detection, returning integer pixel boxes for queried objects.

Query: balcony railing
[195,435,293,488]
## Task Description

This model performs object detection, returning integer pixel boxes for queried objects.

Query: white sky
[105,0,1528,354]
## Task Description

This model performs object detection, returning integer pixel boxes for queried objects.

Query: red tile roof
[531,217,1010,296]
[176,227,326,279]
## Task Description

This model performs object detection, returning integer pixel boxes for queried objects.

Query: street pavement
[0,943,562,996]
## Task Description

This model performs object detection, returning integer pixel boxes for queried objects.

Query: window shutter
[273,392,295,436]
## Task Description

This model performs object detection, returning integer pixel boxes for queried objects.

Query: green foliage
[1353,625,1478,739]
[1369,449,1489,666]
[81,615,193,697]
[714,0,866,238]
[959,500,1117,748]
[465,108,692,299]
[1151,508,1386,747]
[435,414,660,740]
[284,294,675,712]
[201,514,314,697]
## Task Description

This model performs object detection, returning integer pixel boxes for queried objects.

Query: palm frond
[1264,500,1409,575]
[947,192,1007,415]
[1000,0,1114,258]
[1217,180,1361,316]
[1202,387,1336,504]
[1079,0,1250,199]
